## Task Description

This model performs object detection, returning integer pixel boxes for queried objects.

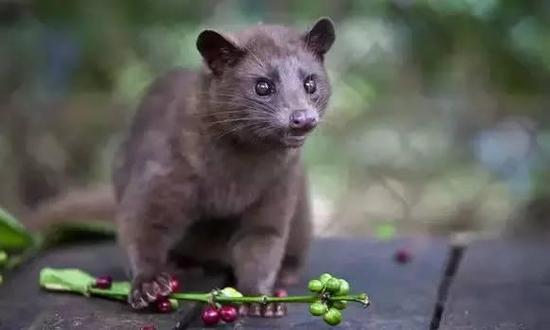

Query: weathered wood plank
[0,243,226,330]
[440,239,550,330]
[186,237,449,329]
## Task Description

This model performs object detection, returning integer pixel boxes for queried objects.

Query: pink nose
[289,110,318,132]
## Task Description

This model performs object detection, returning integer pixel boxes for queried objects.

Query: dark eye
[304,76,317,94]
[255,79,274,96]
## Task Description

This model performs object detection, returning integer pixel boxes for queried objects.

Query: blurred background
[1,0,549,238]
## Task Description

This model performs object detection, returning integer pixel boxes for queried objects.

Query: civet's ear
[303,17,335,60]
[196,30,246,75]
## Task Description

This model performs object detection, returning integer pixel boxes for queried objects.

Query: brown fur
[25,184,115,231]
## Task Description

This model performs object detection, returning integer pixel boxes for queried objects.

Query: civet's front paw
[128,272,173,309]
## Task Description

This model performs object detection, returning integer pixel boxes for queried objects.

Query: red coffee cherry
[201,305,221,326]
[219,305,238,323]
[156,297,172,313]
[395,248,412,264]
[94,275,112,289]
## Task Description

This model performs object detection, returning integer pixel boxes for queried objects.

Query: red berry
[395,248,412,264]
[219,305,238,323]
[170,276,180,292]
[201,306,220,326]
[156,297,172,313]
[94,275,112,289]
[140,325,156,330]
[273,289,288,297]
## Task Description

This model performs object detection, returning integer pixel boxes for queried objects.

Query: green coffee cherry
[337,279,350,295]
[308,279,324,292]
[309,301,328,316]
[169,298,179,309]
[332,301,347,310]
[325,278,341,293]
[319,273,332,284]
[323,308,342,326]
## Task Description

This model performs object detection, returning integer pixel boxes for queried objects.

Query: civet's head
[197,18,335,148]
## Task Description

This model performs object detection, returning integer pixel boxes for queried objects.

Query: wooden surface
[1,237,549,329]
[188,238,448,329]
[0,238,448,330]
[440,239,550,330]
[0,243,227,330]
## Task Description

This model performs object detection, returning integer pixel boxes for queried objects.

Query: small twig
[169,293,369,305]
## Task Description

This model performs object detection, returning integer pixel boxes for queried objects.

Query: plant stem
[88,287,126,300]
[168,293,212,303]
[169,293,369,306]
[329,294,370,305]
[86,287,369,306]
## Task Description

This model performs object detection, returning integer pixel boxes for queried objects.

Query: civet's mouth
[283,134,306,148]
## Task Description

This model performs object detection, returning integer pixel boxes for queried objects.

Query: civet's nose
[289,109,318,133]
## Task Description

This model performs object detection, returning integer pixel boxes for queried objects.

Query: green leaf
[90,281,131,300]
[109,281,131,296]
[39,268,95,296]
[0,207,35,251]
[40,268,132,301]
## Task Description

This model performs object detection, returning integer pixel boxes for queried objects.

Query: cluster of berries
[200,287,243,326]
[201,287,288,326]
[200,305,239,326]
[307,273,351,326]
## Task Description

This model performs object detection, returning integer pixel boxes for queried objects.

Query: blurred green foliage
[0,207,34,251]
[1,0,549,236]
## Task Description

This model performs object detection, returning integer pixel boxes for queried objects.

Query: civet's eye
[255,79,274,96]
[304,75,317,94]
